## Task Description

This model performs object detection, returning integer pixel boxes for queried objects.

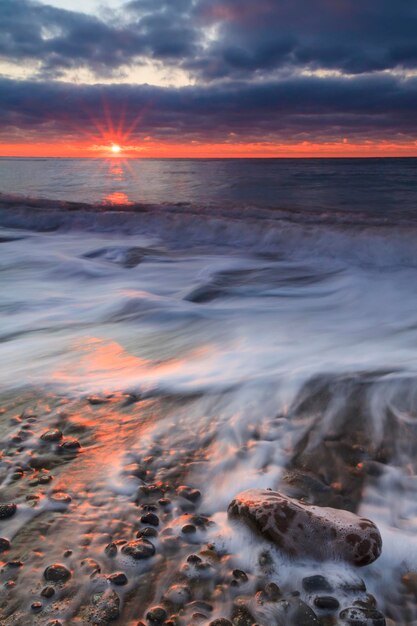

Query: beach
[1,158,417,625]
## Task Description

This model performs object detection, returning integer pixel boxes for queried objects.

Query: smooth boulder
[228,489,382,566]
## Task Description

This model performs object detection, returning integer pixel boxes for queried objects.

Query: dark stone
[80,558,101,576]
[41,586,55,598]
[209,620,233,626]
[140,512,159,526]
[105,542,118,557]
[314,596,340,611]
[232,569,248,583]
[44,563,71,583]
[121,539,155,560]
[59,438,81,452]
[187,554,202,564]
[146,605,168,623]
[302,575,333,593]
[265,582,281,600]
[108,572,128,586]
[31,602,43,612]
[182,524,197,534]
[339,607,386,625]
[177,486,201,502]
[0,537,11,552]
[41,429,63,442]
[231,604,255,626]
[0,503,17,520]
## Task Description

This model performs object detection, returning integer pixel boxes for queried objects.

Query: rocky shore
[0,383,416,626]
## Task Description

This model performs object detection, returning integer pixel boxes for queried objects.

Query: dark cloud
[1,73,417,143]
[2,0,417,144]
[2,0,417,79]
[0,0,199,77]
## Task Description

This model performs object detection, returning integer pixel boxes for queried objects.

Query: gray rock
[228,489,382,566]
[339,606,386,625]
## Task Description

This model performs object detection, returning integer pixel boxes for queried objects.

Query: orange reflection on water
[103,192,133,205]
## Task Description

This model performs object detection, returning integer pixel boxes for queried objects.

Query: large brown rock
[228,489,382,566]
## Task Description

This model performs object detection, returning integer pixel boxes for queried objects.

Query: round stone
[0,537,11,552]
[31,602,43,612]
[314,596,340,611]
[50,492,72,504]
[146,605,167,623]
[209,620,232,626]
[339,607,386,625]
[0,503,17,520]
[182,524,197,534]
[107,572,128,586]
[41,429,63,442]
[44,563,71,583]
[303,576,333,593]
[121,539,155,560]
[41,586,55,598]
[140,512,159,526]
[59,438,81,452]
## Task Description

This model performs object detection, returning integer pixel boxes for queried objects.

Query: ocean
[1,157,417,625]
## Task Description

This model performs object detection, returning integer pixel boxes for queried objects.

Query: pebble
[182,524,197,534]
[314,596,340,611]
[105,542,118,557]
[50,492,72,504]
[228,489,382,566]
[121,539,155,560]
[177,486,201,502]
[41,586,55,598]
[146,605,168,623]
[339,607,386,625]
[44,563,72,583]
[40,429,63,442]
[31,601,43,612]
[107,572,128,586]
[302,575,334,593]
[0,503,17,520]
[59,438,81,452]
[209,620,232,626]
[0,537,11,552]
[140,512,159,526]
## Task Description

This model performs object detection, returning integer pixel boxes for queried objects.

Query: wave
[2,192,417,269]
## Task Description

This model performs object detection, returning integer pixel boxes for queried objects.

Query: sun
[111,144,121,154]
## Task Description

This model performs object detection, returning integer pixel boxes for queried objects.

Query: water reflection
[100,158,135,205]
[103,191,133,205]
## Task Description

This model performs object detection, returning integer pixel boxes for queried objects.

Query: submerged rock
[339,606,386,625]
[228,489,382,566]
[121,538,155,560]
[44,563,71,583]
[0,503,17,519]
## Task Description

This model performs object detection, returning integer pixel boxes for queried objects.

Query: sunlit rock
[228,489,382,566]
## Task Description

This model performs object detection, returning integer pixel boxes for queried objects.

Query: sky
[1,0,417,157]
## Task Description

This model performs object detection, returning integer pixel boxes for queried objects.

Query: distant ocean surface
[1,156,417,217]
[2,157,417,623]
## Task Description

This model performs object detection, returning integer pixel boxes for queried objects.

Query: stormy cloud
[1,0,417,144]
